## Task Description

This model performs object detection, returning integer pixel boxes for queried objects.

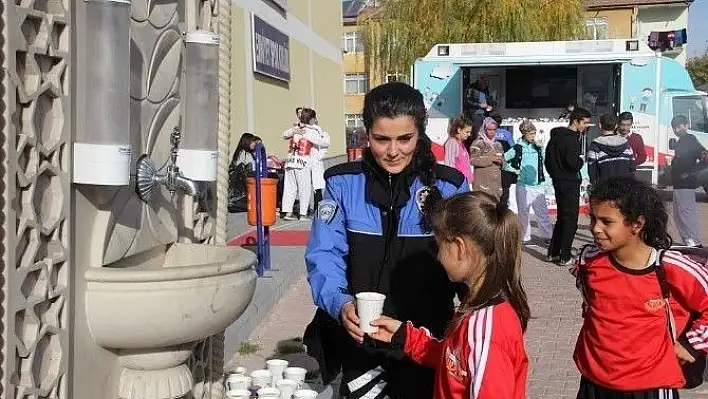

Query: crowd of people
[300,81,708,399]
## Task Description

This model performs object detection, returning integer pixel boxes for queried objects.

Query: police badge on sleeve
[415,186,433,212]
[317,199,338,224]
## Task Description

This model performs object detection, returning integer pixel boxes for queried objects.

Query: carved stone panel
[9,0,72,398]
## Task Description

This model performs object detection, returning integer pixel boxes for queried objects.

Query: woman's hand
[368,316,403,343]
[341,301,364,343]
[675,343,696,365]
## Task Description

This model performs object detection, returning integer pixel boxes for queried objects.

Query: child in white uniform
[281,108,327,221]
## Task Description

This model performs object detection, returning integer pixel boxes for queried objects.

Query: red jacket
[572,247,708,390]
[627,133,647,165]
[397,301,528,399]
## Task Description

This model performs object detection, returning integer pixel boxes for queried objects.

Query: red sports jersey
[572,246,708,391]
[401,301,528,399]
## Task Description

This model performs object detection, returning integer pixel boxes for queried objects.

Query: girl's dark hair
[299,108,317,125]
[589,177,672,249]
[232,132,256,164]
[432,192,530,332]
[362,82,441,229]
[449,115,473,138]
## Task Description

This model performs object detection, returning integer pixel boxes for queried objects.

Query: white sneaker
[282,213,297,221]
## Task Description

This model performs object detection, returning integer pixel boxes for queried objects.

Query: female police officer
[304,82,469,399]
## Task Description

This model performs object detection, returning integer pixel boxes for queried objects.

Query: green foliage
[361,0,588,74]
[687,55,708,88]
[237,340,262,356]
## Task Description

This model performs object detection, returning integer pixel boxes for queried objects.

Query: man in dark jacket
[545,108,590,266]
[587,114,636,185]
[671,114,706,248]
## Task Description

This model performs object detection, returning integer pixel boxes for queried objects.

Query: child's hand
[368,316,403,343]
[675,343,696,365]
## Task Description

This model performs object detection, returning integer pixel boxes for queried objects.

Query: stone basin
[85,242,258,399]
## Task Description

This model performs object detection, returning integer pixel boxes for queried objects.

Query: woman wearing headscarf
[469,117,505,199]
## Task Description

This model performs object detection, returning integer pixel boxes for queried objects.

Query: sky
[689,0,708,57]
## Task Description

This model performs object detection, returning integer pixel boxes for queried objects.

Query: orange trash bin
[247,177,278,226]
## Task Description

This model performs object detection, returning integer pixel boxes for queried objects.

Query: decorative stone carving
[9,0,71,398]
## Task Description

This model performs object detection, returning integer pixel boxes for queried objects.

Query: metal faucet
[135,127,200,202]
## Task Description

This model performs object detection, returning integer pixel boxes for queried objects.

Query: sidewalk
[225,192,708,398]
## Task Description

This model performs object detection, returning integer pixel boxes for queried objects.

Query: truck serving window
[672,96,708,134]
[506,66,577,109]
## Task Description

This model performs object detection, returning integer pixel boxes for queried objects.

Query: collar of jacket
[361,148,418,210]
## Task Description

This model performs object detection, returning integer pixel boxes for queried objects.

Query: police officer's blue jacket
[305,153,468,338]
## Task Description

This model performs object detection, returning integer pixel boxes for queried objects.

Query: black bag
[654,247,708,389]
[228,163,248,213]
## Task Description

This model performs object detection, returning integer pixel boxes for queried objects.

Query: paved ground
[226,191,708,398]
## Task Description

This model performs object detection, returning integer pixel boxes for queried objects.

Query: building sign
[252,14,291,82]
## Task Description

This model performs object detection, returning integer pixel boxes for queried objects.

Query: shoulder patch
[317,199,338,224]
[432,164,465,188]
[324,161,363,180]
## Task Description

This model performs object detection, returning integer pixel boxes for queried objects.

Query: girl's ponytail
[492,204,530,331]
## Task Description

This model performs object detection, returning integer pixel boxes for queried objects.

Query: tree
[361,0,587,75]
[687,55,708,89]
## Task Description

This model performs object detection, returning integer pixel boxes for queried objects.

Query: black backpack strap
[575,245,594,314]
[654,249,671,300]
[653,249,679,344]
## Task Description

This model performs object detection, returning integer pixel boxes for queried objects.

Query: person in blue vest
[303,82,469,399]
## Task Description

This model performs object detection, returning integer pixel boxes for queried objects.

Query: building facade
[0,1,342,399]
[231,0,345,158]
[583,0,692,65]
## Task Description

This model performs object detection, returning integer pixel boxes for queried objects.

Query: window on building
[585,17,609,40]
[673,96,708,133]
[343,31,364,53]
[346,114,364,128]
[345,73,369,94]
[386,73,409,84]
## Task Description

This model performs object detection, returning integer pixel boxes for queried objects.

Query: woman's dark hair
[362,82,441,228]
[449,115,473,138]
[432,192,530,332]
[299,108,317,125]
[232,132,256,164]
[589,177,672,249]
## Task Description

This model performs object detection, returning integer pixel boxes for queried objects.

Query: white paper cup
[356,292,386,334]
[225,375,251,391]
[258,387,281,398]
[293,389,319,399]
[266,359,289,384]
[250,369,272,389]
[277,379,298,398]
[284,367,307,386]
[225,389,251,399]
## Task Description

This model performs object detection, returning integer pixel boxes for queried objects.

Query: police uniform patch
[317,199,338,224]
[415,186,433,212]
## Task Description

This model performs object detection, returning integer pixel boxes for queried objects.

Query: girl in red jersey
[368,191,529,399]
[572,176,708,399]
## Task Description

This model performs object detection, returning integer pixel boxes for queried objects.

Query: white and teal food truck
[413,39,708,211]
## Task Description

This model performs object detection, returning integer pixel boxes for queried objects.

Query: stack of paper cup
[258,387,281,398]
[284,367,307,387]
[277,379,298,398]
[225,374,251,391]
[293,389,319,399]
[266,359,289,384]
[356,292,386,333]
[225,389,251,399]
[250,369,272,389]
